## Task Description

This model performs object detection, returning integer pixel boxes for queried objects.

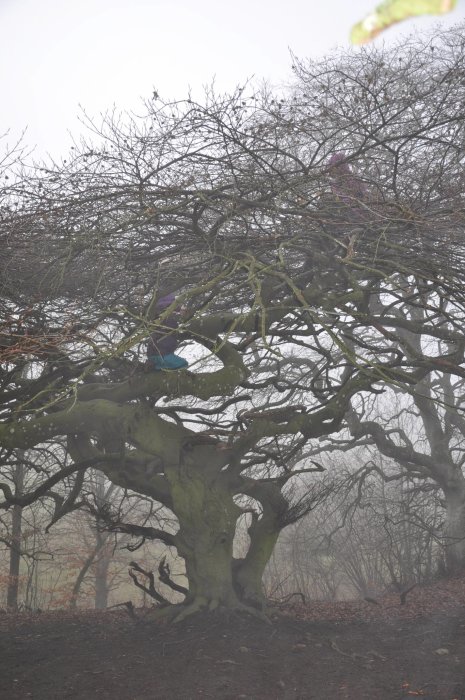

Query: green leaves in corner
[350,0,457,44]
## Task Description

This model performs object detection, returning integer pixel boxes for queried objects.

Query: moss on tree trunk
[167,460,244,616]
[233,512,281,609]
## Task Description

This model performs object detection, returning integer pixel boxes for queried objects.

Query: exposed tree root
[144,598,271,625]
[143,603,185,624]
[172,598,209,623]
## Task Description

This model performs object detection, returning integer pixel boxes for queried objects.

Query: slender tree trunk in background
[7,504,23,608]
[443,478,465,575]
[70,470,114,609]
[7,453,24,609]
[69,534,111,609]
[93,470,112,609]
[69,543,100,609]
[94,532,111,609]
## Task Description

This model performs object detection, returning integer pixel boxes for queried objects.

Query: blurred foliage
[351,0,458,44]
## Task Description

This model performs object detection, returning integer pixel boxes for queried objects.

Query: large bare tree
[1,27,465,620]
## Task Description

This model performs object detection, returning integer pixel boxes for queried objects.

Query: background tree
[1,27,465,620]
[266,463,441,602]
[341,291,465,574]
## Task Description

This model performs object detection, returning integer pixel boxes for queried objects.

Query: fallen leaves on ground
[275,573,465,624]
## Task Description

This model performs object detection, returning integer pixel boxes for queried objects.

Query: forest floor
[1,575,465,700]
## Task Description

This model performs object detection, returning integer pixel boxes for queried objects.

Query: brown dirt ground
[1,577,465,700]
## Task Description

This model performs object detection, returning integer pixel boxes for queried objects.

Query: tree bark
[7,454,24,609]
[233,511,281,609]
[443,478,465,575]
[232,480,290,608]
[93,472,111,609]
[94,545,111,609]
[170,466,243,615]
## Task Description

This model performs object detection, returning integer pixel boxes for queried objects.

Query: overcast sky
[1,0,463,158]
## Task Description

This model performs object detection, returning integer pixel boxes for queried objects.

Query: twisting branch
[128,561,171,605]
[158,556,188,596]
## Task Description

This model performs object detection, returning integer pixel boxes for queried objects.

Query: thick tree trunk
[171,470,242,616]
[233,513,280,609]
[443,480,465,575]
[161,461,284,622]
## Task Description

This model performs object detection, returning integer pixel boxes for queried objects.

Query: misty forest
[2,24,465,700]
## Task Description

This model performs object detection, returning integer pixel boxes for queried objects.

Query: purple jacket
[146,293,180,357]
[327,152,368,223]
